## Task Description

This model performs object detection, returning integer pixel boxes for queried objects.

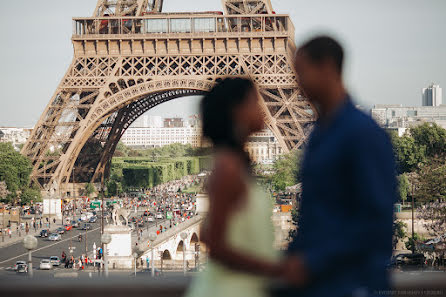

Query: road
[0,212,169,277]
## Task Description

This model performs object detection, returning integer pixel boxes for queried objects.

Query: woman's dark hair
[200,77,254,167]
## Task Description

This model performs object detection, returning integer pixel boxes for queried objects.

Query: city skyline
[0,0,445,127]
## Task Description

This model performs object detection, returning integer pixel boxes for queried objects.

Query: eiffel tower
[21,0,315,195]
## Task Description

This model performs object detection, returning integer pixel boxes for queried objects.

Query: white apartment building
[121,126,203,147]
[0,127,32,150]
[422,84,442,106]
[245,129,283,164]
[371,104,446,131]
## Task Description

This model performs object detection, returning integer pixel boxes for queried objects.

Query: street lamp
[23,235,38,278]
[180,232,188,276]
[132,251,138,277]
[148,232,157,277]
[101,233,112,277]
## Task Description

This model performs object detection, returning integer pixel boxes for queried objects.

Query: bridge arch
[161,249,172,260]
[190,232,199,245]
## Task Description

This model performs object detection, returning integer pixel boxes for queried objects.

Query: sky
[0,0,445,127]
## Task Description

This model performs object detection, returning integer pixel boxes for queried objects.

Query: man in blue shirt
[282,36,397,297]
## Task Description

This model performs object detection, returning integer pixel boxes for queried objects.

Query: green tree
[397,174,410,204]
[85,183,96,196]
[414,162,446,203]
[390,132,425,174]
[411,123,446,159]
[0,143,32,203]
[107,180,122,197]
[20,187,42,205]
[270,151,301,191]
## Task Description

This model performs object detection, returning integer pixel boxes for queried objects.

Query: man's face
[293,51,326,105]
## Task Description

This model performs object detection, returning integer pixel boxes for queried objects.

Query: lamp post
[18,204,22,237]
[133,251,138,277]
[411,182,415,254]
[101,233,111,277]
[148,232,157,277]
[23,235,38,278]
[34,196,37,232]
[180,232,188,276]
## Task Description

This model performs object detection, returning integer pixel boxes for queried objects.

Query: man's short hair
[298,36,344,74]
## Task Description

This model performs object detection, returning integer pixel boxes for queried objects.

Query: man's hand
[281,255,309,287]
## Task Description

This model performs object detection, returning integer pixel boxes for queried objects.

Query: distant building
[371,104,446,131]
[245,129,283,164]
[132,115,163,128]
[422,84,442,106]
[164,118,184,128]
[0,127,32,150]
[186,115,200,128]
[121,126,202,147]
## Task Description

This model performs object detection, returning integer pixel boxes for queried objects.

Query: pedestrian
[53,218,56,224]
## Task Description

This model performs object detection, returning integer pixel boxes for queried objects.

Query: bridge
[139,216,203,269]
[20,0,315,196]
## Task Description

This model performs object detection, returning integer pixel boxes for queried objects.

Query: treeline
[107,144,212,195]
[390,123,446,204]
[0,143,41,204]
[114,142,212,159]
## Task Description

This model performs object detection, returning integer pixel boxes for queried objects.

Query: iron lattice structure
[21,0,315,194]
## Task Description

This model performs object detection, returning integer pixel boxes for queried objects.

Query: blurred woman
[185,77,286,297]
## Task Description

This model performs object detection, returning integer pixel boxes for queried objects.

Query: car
[48,233,61,241]
[56,227,65,234]
[39,259,52,270]
[80,214,87,221]
[70,220,79,228]
[14,261,27,271]
[16,263,28,273]
[40,229,49,237]
[146,216,154,222]
[155,213,164,219]
[81,223,91,230]
[389,253,426,270]
[49,256,60,266]
[89,216,97,223]
[64,224,72,231]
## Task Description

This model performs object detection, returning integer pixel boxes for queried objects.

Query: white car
[49,256,60,266]
[39,259,52,270]
[155,213,164,219]
[146,216,154,222]
[14,261,27,271]
[48,233,61,241]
